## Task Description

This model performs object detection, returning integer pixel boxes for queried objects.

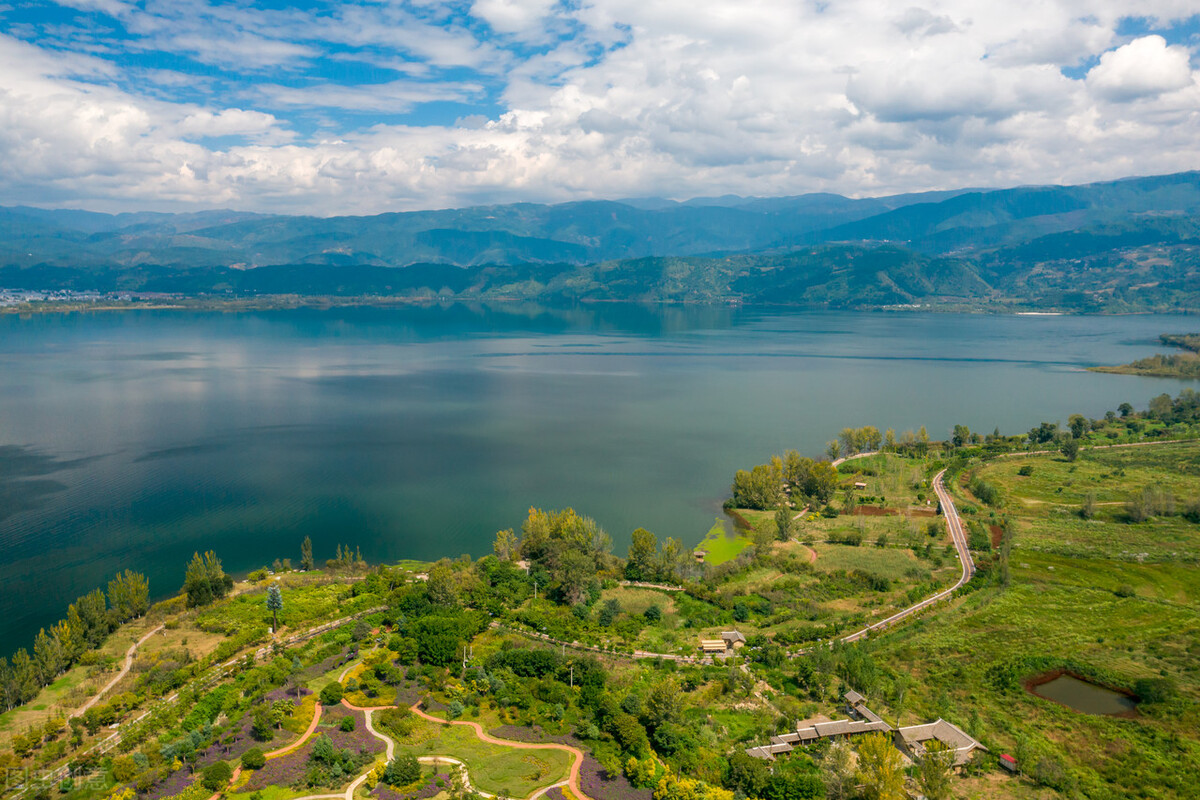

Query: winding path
[408,703,589,800]
[328,689,591,800]
[72,624,164,718]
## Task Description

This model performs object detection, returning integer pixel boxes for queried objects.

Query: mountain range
[4,171,1200,310]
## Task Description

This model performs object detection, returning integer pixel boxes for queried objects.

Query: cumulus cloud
[5,0,1200,213]
[1086,35,1195,101]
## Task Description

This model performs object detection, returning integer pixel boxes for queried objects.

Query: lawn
[811,542,931,582]
[695,518,751,565]
[388,718,573,798]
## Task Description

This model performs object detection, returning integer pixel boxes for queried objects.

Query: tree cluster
[625,527,688,584]
[183,551,232,608]
[0,571,149,710]
[494,508,617,605]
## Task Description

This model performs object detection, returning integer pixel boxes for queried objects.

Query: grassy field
[967,443,1200,561]
[812,542,931,581]
[860,442,1200,799]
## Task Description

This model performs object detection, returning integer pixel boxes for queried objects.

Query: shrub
[201,761,232,792]
[241,748,266,770]
[1017,465,1034,476]
[643,605,662,622]
[1135,677,1178,704]
[339,715,355,732]
[319,682,344,705]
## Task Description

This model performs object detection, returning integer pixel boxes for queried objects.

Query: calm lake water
[1,305,1196,649]
[1030,674,1139,715]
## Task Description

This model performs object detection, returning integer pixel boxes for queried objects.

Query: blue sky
[1,1,1198,213]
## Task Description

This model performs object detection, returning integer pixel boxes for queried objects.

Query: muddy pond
[1029,674,1139,716]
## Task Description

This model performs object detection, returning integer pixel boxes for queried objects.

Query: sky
[1,1,1198,214]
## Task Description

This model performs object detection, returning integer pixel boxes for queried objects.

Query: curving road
[838,468,975,643]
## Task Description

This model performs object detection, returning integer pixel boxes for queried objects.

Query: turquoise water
[0,305,1195,648]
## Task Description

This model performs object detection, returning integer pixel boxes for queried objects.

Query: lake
[0,304,1195,650]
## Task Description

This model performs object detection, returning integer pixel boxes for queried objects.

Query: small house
[700,639,727,655]
[894,719,988,767]
[720,631,746,650]
[853,481,868,490]
[1000,753,1018,773]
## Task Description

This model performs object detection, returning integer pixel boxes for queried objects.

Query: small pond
[1029,674,1138,716]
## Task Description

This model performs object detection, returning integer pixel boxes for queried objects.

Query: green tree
[626,527,659,581]
[860,425,882,452]
[643,679,682,729]
[731,463,783,509]
[856,731,906,800]
[783,450,812,489]
[826,440,841,461]
[821,739,855,800]
[916,740,954,800]
[250,705,274,742]
[725,751,770,797]
[839,427,861,457]
[425,561,458,607]
[804,461,839,505]
[884,428,896,451]
[300,536,314,571]
[493,528,519,561]
[658,536,685,584]
[1118,402,1134,417]
[1060,437,1080,462]
[183,551,232,608]
[266,583,283,631]
[952,424,971,447]
[1068,414,1089,438]
[775,505,793,541]
[107,570,149,622]
[384,753,421,786]
[598,598,622,627]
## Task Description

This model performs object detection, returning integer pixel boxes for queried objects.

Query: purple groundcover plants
[488,724,577,746]
[264,686,312,704]
[241,748,310,792]
[576,753,653,800]
[140,766,193,800]
[323,708,384,756]
[371,772,452,800]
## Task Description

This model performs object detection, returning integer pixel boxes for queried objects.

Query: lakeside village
[3,393,1200,800]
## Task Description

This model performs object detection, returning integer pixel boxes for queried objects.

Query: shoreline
[1,296,1191,316]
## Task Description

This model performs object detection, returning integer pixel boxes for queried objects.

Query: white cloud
[1086,35,1195,101]
[5,1,1200,213]
[471,0,559,36]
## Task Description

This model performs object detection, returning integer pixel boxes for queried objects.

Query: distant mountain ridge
[3,171,1200,311]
